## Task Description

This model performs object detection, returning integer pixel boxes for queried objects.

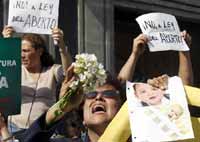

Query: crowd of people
[0,22,194,142]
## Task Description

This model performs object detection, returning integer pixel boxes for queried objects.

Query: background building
[1,0,200,86]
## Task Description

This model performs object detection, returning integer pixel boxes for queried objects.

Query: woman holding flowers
[14,53,124,142]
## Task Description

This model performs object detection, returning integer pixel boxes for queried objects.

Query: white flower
[70,53,107,94]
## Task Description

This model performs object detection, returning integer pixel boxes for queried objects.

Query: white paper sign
[136,13,189,52]
[8,0,60,35]
[126,76,194,142]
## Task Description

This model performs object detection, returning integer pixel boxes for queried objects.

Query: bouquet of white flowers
[70,53,107,94]
[53,53,107,119]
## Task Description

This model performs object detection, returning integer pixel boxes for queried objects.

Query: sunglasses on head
[85,90,120,99]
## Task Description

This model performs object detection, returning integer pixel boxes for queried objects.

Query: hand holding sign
[132,34,148,57]
[2,26,15,38]
[147,74,169,90]
[181,30,192,48]
[136,13,189,52]
[51,28,67,52]
[52,28,64,45]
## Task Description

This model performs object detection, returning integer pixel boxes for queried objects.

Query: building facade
[78,0,200,86]
[1,0,200,86]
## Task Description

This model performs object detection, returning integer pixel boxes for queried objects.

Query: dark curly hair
[105,71,126,103]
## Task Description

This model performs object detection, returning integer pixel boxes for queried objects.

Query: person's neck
[87,127,105,142]
[26,64,42,73]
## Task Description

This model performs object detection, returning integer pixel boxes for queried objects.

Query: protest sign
[0,38,21,117]
[126,76,194,142]
[136,13,189,52]
[8,0,60,35]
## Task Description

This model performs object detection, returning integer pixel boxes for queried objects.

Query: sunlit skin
[21,40,43,73]
[83,84,122,135]
[134,83,165,105]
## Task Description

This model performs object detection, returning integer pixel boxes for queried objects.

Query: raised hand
[59,64,84,107]
[181,30,192,48]
[147,74,169,90]
[2,26,15,38]
[132,34,148,57]
[46,64,84,126]
[51,27,65,48]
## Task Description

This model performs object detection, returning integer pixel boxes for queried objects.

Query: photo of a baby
[133,83,169,106]
[126,76,194,141]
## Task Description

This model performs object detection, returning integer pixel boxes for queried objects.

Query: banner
[136,13,189,52]
[0,38,21,117]
[8,0,60,35]
[126,76,194,142]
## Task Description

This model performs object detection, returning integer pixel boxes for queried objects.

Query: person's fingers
[60,76,75,99]
[147,79,158,88]
[147,79,153,85]
[133,34,148,56]
[147,74,169,90]
[2,26,15,37]
[155,77,163,88]
[157,75,168,89]
[152,77,160,86]
[181,30,187,38]
[186,33,192,47]
[52,28,64,36]
[181,30,192,47]
[135,34,148,45]
[51,28,64,44]
[60,65,76,98]
[69,86,84,109]
[65,64,74,82]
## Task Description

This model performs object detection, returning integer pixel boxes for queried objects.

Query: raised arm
[23,66,83,142]
[46,65,83,126]
[178,31,193,85]
[117,34,148,83]
[51,28,72,72]
[2,25,15,38]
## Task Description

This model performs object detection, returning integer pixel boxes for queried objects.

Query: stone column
[78,0,115,73]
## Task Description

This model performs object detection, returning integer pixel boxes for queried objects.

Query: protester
[17,65,124,142]
[0,29,193,142]
[118,31,193,86]
[1,26,72,132]
[22,58,185,142]
[115,31,194,141]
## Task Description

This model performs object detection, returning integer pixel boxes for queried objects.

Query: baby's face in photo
[168,104,183,121]
[134,83,165,105]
